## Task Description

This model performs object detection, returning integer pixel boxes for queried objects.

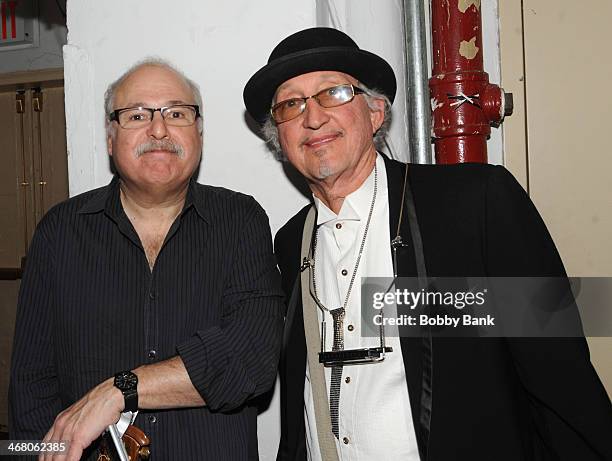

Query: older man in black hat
[244,27,612,461]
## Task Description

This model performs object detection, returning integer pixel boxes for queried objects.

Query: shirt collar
[77,176,119,215]
[183,178,208,222]
[314,160,377,226]
[77,176,209,223]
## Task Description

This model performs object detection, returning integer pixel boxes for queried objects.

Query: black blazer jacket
[274,156,612,461]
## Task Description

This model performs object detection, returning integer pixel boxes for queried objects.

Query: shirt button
[335,223,342,229]
[347,324,354,332]
[149,291,156,300]
[341,269,348,276]
[148,349,157,360]
[148,415,157,424]
[345,376,351,384]
[342,437,350,445]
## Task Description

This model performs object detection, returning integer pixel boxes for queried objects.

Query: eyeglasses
[271,84,367,124]
[109,104,200,129]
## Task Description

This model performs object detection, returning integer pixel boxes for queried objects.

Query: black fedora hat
[243,27,397,124]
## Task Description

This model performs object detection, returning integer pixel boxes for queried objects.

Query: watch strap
[123,389,138,412]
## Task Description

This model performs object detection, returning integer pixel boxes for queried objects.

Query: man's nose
[146,111,169,139]
[301,98,329,130]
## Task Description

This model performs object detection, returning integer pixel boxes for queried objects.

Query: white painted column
[480,0,503,165]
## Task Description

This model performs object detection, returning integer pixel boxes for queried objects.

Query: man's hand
[40,377,123,461]
[39,357,204,460]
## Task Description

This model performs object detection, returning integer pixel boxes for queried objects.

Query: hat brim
[243,46,397,124]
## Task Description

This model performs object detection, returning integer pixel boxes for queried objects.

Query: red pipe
[1,2,7,41]
[429,0,512,164]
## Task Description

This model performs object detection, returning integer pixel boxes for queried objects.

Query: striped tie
[329,307,345,438]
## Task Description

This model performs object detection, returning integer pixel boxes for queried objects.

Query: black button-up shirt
[9,177,284,460]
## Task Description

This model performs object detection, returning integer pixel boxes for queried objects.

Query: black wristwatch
[114,370,139,412]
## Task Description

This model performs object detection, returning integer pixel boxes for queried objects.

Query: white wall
[64,1,503,458]
[480,0,503,165]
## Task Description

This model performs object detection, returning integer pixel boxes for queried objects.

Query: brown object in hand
[97,425,151,461]
[123,425,151,460]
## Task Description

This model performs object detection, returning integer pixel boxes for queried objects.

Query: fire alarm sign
[0,0,39,51]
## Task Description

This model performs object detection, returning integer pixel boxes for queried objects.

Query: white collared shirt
[304,155,420,461]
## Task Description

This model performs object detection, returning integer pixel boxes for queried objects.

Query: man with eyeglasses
[243,28,612,461]
[10,58,284,460]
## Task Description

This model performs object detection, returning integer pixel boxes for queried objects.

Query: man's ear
[107,126,114,157]
[369,97,386,133]
[106,134,113,157]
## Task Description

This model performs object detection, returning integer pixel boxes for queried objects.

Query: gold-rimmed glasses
[271,84,366,124]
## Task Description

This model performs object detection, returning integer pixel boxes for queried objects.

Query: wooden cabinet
[0,75,68,274]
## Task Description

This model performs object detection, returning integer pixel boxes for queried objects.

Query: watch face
[115,371,138,390]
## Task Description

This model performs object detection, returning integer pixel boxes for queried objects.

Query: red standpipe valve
[429,0,513,164]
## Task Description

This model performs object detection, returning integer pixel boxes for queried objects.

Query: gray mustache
[136,140,184,158]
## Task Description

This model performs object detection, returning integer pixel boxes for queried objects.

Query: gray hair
[104,57,203,137]
[261,83,392,160]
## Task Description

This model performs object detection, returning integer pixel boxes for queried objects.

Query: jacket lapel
[277,208,310,461]
[384,155,429,459]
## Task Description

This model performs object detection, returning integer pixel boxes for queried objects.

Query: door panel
[33,86,69,218]
[0,91,27,269]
